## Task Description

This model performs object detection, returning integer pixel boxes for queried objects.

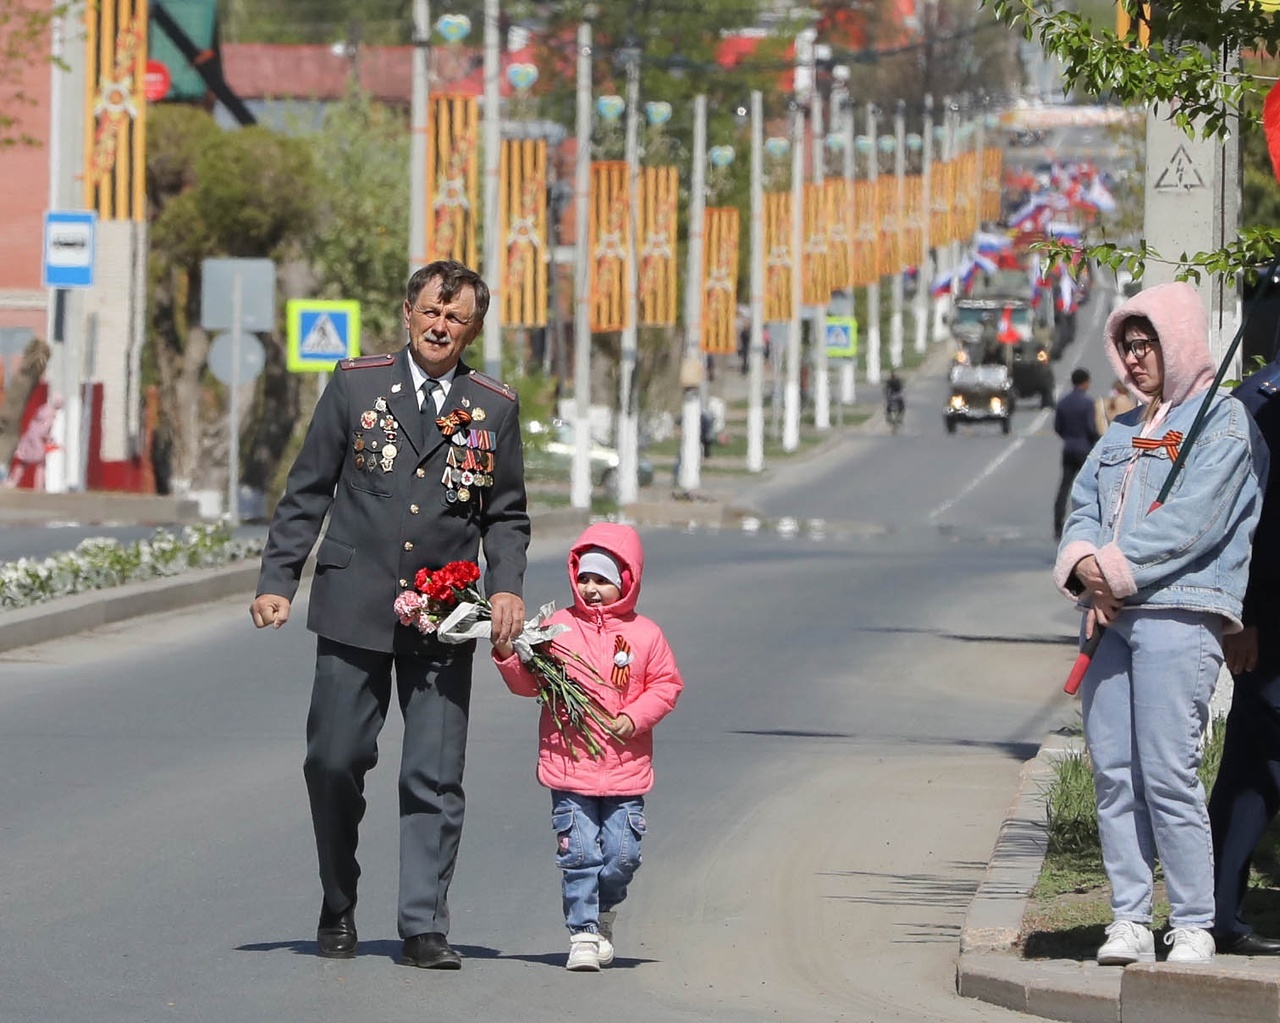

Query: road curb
[0,561,261,654]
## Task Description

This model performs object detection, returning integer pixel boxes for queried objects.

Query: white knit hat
[577,548,622,587]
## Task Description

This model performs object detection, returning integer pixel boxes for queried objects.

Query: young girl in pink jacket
[492,522,683,972]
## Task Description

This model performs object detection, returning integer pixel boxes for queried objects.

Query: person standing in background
[1054,367,1101,540]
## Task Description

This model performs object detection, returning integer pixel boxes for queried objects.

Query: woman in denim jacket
[1055,281,1268,966]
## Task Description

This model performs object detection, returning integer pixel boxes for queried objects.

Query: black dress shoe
[317,904,357,959]
[1217,932,1280,956]
[401,932,462,970]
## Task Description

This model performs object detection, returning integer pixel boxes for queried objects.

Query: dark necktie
[420,378,440,414]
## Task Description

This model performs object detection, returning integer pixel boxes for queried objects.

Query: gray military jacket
[256,348,530,653]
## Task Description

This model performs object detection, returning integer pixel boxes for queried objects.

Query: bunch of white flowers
[0,524,263,610]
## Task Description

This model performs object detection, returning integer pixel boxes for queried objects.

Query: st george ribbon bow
[1131,429,1183,462]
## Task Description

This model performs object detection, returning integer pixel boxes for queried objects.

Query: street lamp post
[617,41,642,505]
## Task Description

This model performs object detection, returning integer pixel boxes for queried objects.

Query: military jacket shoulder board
[468,371,517,401]
[340,353,396,371]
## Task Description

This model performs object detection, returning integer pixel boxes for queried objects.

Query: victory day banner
[825,179,853,292]
[903,175,924,273]
[85,0,149,221]
[589,161,631,333]
[701,207,739,354]
[638,166,678,326]
[876,177,900,279]
[499,139,548,327]
[763,192,792,323]
[802,183,830,306]
[931,159,954,250]
[852,180,879,287]
[982,147,1004,223]
[426,95,479,267]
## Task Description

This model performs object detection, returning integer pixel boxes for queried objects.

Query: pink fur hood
[1103,281,1214,408]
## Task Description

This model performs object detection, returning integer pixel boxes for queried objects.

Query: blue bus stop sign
[43,211,97,289]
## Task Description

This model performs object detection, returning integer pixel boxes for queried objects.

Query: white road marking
[927,407,1052,522]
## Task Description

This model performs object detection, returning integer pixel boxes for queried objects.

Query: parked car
[524,419,655,494]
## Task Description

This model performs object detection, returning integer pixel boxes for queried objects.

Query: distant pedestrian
[1054,282,1268,967]
[5,396,61,490]
[1053,368,1100,540]
[492,523,683,971]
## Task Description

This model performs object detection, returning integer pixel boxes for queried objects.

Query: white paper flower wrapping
[436,599,569,662]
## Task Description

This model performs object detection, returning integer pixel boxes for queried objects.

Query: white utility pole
[811,88,829,430]
[481,0,502,377]
[616,46,641,505]
[783,102,803,452]
[842,91,857,405]
[864,102,881,386]
[570,21,593,510]
[918,94,934,350]
[889,100,906,369]
[678,95,707,491]
[409,0,431,272]
[747,89,765,473]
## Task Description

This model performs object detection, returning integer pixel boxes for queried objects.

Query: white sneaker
[597,911,616,966]
[1097,920,1156,965]
[1164,927,1215,964]
[566,932,601,972]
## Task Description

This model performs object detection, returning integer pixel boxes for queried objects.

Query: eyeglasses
[1116,336,1159,359]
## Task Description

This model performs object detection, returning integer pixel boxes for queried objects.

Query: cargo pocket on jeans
[619,811,646,870]
[553,809,585,868]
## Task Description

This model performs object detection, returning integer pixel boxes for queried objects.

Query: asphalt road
[0,295,1117,1022]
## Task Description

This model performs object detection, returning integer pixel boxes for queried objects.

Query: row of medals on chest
[351,395,494,502]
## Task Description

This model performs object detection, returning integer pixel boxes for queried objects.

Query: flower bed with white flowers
[0,524,264,611]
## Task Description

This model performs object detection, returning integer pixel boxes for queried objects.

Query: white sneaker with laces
[1165,926,1215,964]
[566,932,601,972]
[1096,920,1156,965]
[597,910,616,966]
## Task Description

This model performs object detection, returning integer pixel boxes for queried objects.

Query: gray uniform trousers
[306,635,474,939]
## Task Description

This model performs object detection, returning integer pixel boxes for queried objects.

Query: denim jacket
[1053,392,1268,631]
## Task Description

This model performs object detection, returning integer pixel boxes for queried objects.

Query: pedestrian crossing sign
[825,316,858,358]
[287,300,361,372]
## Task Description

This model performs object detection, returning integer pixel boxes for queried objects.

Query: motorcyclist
[884,371,905,423]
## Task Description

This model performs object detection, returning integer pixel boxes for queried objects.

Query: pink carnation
[394,589,425,625]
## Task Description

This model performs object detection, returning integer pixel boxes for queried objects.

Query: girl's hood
[1103,281,1214,407]
[566,521,643,615]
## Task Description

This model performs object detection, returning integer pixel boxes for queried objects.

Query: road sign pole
[228,270,242,527]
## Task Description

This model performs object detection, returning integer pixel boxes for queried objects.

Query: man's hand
[250,594,292,629]
[1225,626,1259,676]
[488,592,525,647]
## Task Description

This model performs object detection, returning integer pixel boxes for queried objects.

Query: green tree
[986,0,1280,280]
[0,3,59,148]
[146,105,317,496]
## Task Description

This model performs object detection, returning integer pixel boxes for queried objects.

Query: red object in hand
[1064,629,1104,694]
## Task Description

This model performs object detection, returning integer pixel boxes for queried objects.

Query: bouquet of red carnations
[393,560,612,758]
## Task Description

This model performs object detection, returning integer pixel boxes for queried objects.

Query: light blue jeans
[1081,608,1222,929]
[551,790,646,934]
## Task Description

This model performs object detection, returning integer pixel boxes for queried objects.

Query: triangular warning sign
[1153,145,1206,192]
[301,313,347,355]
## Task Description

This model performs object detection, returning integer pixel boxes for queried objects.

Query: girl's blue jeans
[550,790,646,934]
[1081,607,1222,929]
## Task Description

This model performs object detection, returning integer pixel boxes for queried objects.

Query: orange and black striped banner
[903,175,923,270]
[852,180,879,287]
[589,161,631,332]
[982,147,1003,222]
[953,151,978,240]
[825,179,852,292]
[499,139,548,327]
[876,178,899,279]
[802,183,829,306]
[931,160,953,249]
[638,166,678,326]
[701,207,739,353]
[84,0,148,220]
[763,192,792,322]
[426,94,479,267]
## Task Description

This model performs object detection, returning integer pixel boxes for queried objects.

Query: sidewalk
[957,735,1280,1023]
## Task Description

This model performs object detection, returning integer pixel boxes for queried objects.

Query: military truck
[948,297,1056,410]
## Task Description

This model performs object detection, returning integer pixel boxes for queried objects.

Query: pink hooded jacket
[493,522,683,796]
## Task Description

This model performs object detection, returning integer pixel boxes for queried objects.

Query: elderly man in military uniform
[250,260,530,970]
